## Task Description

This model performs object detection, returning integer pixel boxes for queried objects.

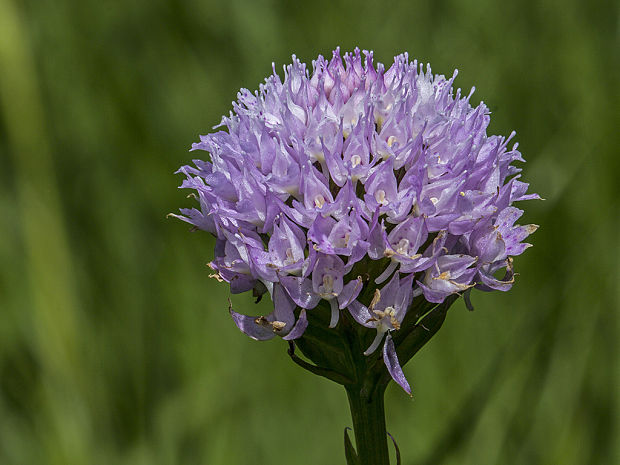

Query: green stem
[345,383,390,465]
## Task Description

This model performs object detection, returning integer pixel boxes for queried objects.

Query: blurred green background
[1,0,618,464]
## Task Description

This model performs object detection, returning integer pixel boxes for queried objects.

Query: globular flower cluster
[174,48,538,393]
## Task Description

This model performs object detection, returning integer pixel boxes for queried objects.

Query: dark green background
[1,0,618,464]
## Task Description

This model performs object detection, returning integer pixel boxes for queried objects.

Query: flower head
[174,48,538,392]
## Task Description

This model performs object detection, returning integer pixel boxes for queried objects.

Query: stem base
[345,384,390,465]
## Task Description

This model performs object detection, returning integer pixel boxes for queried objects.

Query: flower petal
[229,306,276,341]
[383,333,411,395]
[338,277,364,309]
[283,309,308,340]
[273,283,296,330]
[347,300,375,328]
[279,275,321,309]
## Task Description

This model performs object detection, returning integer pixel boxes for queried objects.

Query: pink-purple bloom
[174,48,538,393]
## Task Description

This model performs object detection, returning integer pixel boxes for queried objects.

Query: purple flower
[415,254,478,303]
[175,48,538,393]
[348,273,415,394]
[280,254,363,328]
